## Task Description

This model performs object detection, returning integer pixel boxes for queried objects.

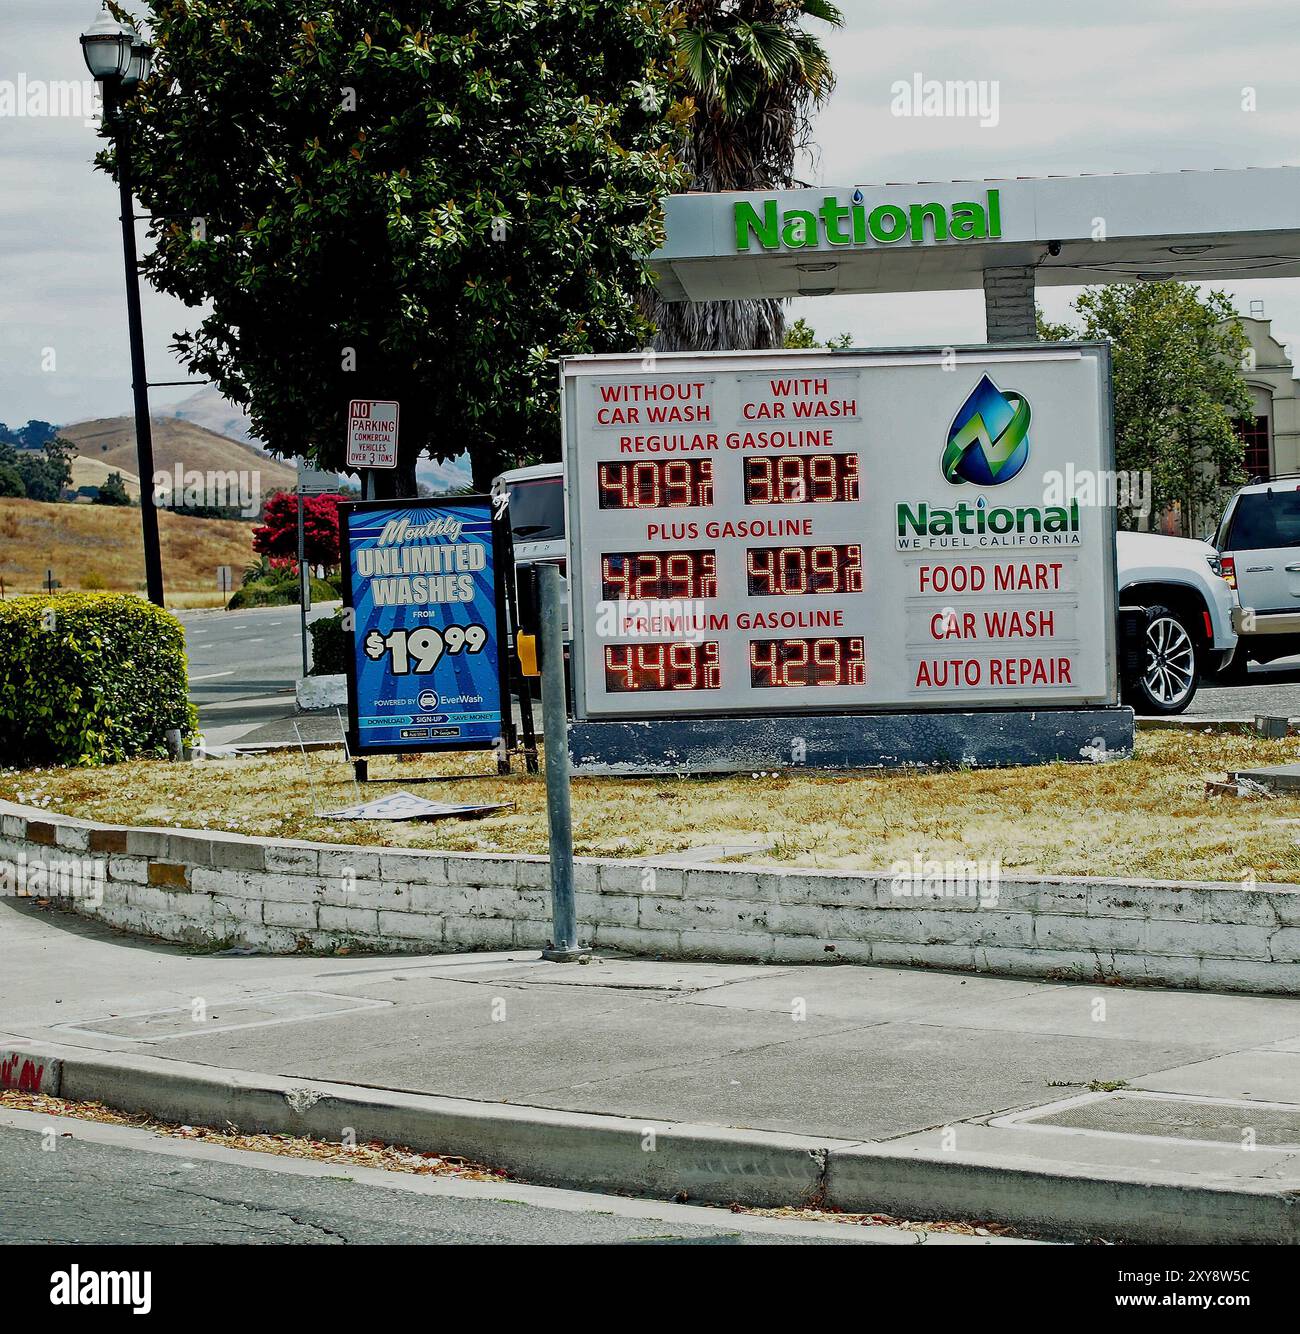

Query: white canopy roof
[651,167,1300,301]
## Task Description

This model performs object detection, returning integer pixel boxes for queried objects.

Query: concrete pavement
[4,898,1298,1241]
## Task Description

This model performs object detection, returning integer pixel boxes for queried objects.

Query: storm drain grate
[55,991,393,1042]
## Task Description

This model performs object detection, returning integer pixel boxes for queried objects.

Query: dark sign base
[568,707,1135,775]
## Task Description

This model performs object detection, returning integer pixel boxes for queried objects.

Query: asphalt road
[179,604,336,746]
[0,1110,877,1246]
[1183,658,1300,719]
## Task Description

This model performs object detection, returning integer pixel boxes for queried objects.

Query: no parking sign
[346,399,400,470]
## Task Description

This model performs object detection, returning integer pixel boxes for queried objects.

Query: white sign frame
[561,344,1117,722]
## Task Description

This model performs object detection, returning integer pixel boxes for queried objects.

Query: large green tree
[103,1,688,491]
[1038,282,1253,532]
[0,436,75,502]
[654,0,843,351]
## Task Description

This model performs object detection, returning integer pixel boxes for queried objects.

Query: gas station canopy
[650,167,1300,304]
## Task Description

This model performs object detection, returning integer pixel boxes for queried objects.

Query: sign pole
[297,485,310,677]
[538,562,580,962]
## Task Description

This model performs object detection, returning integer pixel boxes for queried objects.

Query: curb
[1136,716,1293,734]
[4,1038,1296,1245]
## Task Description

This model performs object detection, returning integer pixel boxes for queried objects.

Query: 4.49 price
[364,624,487,675]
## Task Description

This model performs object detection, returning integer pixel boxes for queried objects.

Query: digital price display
[746,544,863,596]
[750,637,867,688]
[602,550,718,601]
[563,347,1115,720]
[744,453,859,504]
[598,459,714,509]
[605,642,722,692]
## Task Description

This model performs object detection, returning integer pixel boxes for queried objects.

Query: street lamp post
[81,4,164,607]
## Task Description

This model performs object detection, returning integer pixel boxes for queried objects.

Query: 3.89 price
[364,624,488,675]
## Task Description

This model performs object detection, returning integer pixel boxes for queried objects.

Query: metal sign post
[538,562,580,961]
[295,459,343,679]
[297,485,310,676]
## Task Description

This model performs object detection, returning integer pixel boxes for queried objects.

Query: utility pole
[82,6,165,607]
[110,86,164,607]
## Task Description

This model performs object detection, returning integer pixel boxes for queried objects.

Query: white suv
[1213,478,1300,675]
[496,463,1239,716]
[1116,530,1237,714]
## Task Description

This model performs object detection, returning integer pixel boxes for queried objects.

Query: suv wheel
[1125,604,1199,714]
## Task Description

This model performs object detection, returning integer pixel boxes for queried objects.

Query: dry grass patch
[0,497,255,597]
[6,730,1300,883]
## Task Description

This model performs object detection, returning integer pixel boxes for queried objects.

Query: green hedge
[226,575,337,610]
[0,593,198,767]
[308,611,349,676]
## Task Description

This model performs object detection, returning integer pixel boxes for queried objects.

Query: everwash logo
[734,188,1001,252]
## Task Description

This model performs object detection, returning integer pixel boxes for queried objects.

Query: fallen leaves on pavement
[0,1089,506,1181]
[0,1089,1031,1238]
[738,1203,1019,1237]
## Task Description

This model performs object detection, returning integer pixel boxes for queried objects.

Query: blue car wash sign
[339,497,511,756]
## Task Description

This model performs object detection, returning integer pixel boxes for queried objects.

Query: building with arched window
[1236,315,1300,482]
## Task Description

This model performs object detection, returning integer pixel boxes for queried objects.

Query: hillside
[67,456,141,500]
[60,416,297,496]
[0,497,256,600]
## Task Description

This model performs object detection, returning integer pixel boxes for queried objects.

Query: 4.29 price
[364,624,487,675]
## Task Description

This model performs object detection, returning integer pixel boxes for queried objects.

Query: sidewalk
[4,898,1299,1241]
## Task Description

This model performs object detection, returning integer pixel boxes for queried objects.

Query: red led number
[604,642,722,692]
[601,551,718,600]
[746,544,863,596]
[744,453,859,504]
[598,460,714,509]
[749,637,867,688]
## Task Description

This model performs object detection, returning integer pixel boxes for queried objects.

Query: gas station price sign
[561,346,1117,721]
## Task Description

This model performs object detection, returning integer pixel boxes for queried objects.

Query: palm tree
[655,0,844,352]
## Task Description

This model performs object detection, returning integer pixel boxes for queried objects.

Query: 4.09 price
[364,624,487,675]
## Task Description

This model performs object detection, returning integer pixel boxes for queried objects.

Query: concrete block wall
[2,800,1299,994]
[983,264,1037,342]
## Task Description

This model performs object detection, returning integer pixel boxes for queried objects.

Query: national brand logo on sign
[733,188,1001,252]
[942,374,1031,486]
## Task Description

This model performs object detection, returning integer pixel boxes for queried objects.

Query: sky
[2,0,1299,436]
